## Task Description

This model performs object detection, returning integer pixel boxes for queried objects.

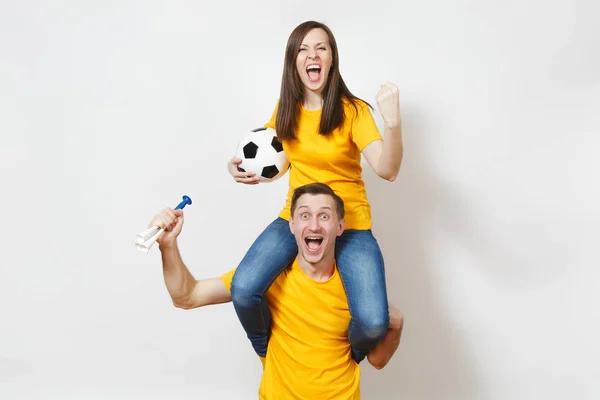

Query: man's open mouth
[304,236,323,251]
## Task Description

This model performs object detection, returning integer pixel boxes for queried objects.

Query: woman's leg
[230,217,298,357]
[335,229,390,363]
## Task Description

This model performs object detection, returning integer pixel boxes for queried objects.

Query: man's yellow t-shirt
[265,99,382,230]
[221,259,361,399]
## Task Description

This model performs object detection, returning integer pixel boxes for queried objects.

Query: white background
[1,0,599,399]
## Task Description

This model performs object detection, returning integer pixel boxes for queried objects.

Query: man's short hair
[290,182,345,220]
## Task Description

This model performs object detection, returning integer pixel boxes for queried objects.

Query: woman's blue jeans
[230,217,389,363]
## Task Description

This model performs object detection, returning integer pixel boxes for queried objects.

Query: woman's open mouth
[306,64,322,82]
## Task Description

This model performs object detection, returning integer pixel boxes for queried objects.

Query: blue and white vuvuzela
[135,195,192,253]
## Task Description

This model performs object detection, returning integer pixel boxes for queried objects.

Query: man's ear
[289,218,294,234]
[337,218,346,237]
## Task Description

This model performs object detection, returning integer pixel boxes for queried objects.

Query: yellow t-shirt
[221,260,360,400]
[265,99,382,230]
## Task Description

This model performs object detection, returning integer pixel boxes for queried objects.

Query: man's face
[290,194,345,266]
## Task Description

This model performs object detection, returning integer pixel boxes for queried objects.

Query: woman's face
[295,28,333,96]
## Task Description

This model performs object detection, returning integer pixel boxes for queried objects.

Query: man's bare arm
[367,304,404,370]
[160,243,231,309]
[146,208,231,309]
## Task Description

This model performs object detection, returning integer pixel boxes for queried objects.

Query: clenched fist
[376,82,401,129]
[148,208,184,248]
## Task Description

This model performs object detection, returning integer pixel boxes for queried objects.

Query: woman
[228,20,403,364]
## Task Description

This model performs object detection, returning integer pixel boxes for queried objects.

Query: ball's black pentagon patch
[261,165,280,179]
[271,137,283,153]
[243,141,259,158]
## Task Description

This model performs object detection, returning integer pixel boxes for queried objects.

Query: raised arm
[149,208,232,309]
[362,82,403,182]
[367,304,404,370]
[160,243,231,309]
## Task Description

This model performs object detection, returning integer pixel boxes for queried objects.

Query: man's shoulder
[271,264,294,286]
[220,268,236,292]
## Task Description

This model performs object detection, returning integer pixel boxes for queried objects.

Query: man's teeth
[306,236,323,250]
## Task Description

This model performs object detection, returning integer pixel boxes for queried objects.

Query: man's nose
[308,217,320,231]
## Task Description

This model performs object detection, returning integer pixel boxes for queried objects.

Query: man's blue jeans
[230,217,389,363]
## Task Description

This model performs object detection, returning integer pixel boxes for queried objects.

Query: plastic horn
[135,195,192,253]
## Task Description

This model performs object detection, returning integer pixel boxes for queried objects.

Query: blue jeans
[230,217,389,363]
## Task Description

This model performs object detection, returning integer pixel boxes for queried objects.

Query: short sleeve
[350,100,382,151]
[264,101,279,129]
[220,268,237,292]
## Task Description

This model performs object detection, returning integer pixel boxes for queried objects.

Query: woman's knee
[231,272,261,308]
[352,305,390,345]
[231,217,296,307]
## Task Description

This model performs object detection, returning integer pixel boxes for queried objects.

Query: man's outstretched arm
[367,304,404,370]
[149,207,232,309]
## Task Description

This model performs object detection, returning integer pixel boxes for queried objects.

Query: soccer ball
[236,127,290,182]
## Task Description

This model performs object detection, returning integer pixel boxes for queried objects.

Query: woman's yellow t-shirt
[221,260,361,399]
[266,99,382,230]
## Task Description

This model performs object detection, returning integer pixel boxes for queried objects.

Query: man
[149,182,403,399]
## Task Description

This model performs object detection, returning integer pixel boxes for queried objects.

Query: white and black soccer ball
[236,127,290,182]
